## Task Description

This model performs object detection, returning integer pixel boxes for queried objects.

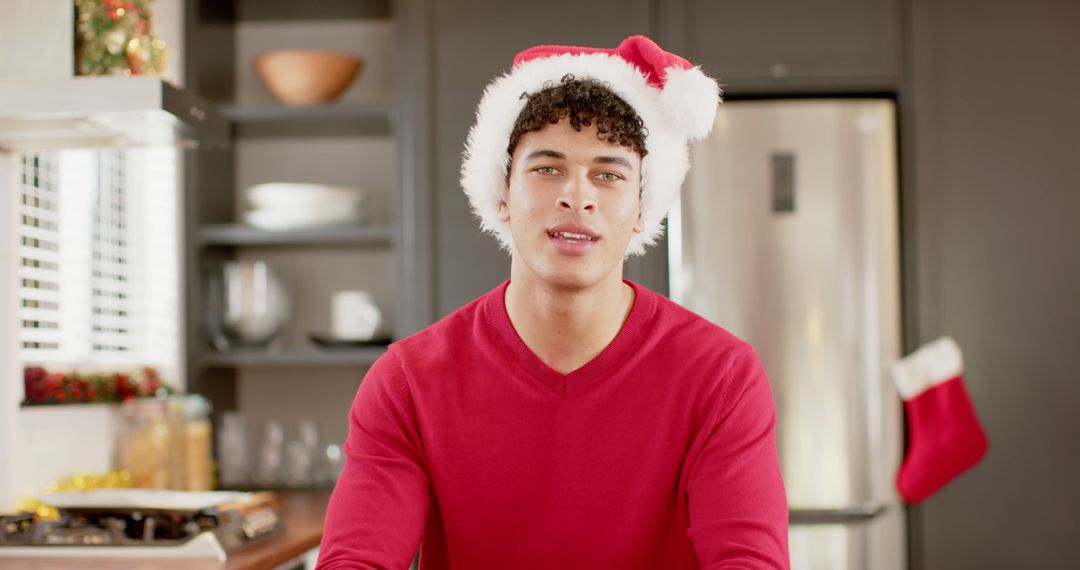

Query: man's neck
[504,264,635,375]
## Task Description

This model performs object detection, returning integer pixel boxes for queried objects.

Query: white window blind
[16,148,180,381]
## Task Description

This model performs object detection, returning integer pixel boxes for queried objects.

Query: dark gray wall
[430,0,653,316]
[903,1,1080,568]
[685,0,900,91]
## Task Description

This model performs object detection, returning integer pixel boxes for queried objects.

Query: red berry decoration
[24,367,52,402]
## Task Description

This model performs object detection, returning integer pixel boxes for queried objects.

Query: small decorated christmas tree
[75,0,168,76]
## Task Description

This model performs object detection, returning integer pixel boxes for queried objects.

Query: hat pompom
[660,65,721,141]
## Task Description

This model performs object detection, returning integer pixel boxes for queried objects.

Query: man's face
[500,118,644,290]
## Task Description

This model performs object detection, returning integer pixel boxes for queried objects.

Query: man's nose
[557,173,597,213]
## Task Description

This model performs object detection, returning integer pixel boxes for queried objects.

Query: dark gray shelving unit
[220,102,396,123]
[220,102,396,136]
[180,0,434,440]
[199,0,393,23]
[201,346,388,368]
[199,223,395,247]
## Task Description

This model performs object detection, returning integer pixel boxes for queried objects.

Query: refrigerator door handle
[789,502,894,525]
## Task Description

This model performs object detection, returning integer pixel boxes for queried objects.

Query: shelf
[199,223,394,247]
[202,346,388,368]
[199,0,392,23]
[220,102,395,137]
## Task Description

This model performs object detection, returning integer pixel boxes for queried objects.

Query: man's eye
[535,167,559,175]
[596,172,623,182]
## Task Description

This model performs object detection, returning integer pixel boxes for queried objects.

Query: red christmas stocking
[891,337,989,504]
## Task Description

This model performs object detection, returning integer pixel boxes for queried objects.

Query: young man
[317,36,789,569]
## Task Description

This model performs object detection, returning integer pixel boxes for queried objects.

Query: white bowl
[245,183,363,211]
[243,206,361,230]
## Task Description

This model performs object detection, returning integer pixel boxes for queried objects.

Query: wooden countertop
[0,489,333,570]
[226,489,331,570]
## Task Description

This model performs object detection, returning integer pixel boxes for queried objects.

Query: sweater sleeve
[316,347,430,570]
[686,346,790,570]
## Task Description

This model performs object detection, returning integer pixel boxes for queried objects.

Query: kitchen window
[15,147,181,380]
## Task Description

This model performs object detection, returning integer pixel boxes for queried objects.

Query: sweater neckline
[484,278,657,397]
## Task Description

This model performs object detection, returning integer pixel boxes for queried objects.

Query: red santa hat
[460,35,721,256]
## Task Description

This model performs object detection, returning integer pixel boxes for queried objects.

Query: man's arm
[317,347,430,569]
[687,346,790,569]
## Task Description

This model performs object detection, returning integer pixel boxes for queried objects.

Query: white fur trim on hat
[460,52,718,257]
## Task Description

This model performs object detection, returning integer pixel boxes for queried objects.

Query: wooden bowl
[254,50,363,106]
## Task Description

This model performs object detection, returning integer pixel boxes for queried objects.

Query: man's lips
[546,223,600,242]
[546,223,600,255]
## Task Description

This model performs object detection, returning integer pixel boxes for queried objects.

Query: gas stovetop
[0,491,282,560]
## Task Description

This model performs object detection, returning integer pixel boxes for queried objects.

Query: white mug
[332,290,381,341]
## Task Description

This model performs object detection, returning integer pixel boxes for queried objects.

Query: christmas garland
[75,0,168,76]
[23,366,174,406]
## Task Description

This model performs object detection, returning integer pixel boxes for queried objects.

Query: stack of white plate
[243,183,364,230]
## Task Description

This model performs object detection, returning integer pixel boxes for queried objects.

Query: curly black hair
[506,74,648,163]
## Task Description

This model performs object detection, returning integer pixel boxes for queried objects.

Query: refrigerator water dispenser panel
[772,152,797,213]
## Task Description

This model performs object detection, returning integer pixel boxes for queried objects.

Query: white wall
[0,9,71,508]
[7,406,118,510]
[0,0,72,80]
[0,150,16,510]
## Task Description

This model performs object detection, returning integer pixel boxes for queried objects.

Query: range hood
[0,76,228,151]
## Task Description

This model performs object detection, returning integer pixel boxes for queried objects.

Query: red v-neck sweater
[317,279,789,569]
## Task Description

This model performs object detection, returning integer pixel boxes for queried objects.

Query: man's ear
[498,161,516,222]
[498,191,510,222]
[633,185,645,233]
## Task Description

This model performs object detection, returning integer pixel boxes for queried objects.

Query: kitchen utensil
[217,411,250,488]
[242,205,361,230]
[323,443,345,484]
[175,395,214,492]
[116,399,171,489]
[204,261,290,352]
[34,489,255,512]
[331,289,382,341]
[245,182,363,211]
[254,49,363,106]
[253,420,284,487]
[309,332,392,348]
[283,420,320,488]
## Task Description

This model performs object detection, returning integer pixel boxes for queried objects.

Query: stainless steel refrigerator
[668,99,906,570]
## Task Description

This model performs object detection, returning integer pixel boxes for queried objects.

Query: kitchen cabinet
[674,0,901,93]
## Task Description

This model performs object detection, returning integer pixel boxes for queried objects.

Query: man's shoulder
[646,288,751,357]
[388,288,493,363]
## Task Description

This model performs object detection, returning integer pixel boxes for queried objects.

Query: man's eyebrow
[594,156,633,169]
[524,149,565,161]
